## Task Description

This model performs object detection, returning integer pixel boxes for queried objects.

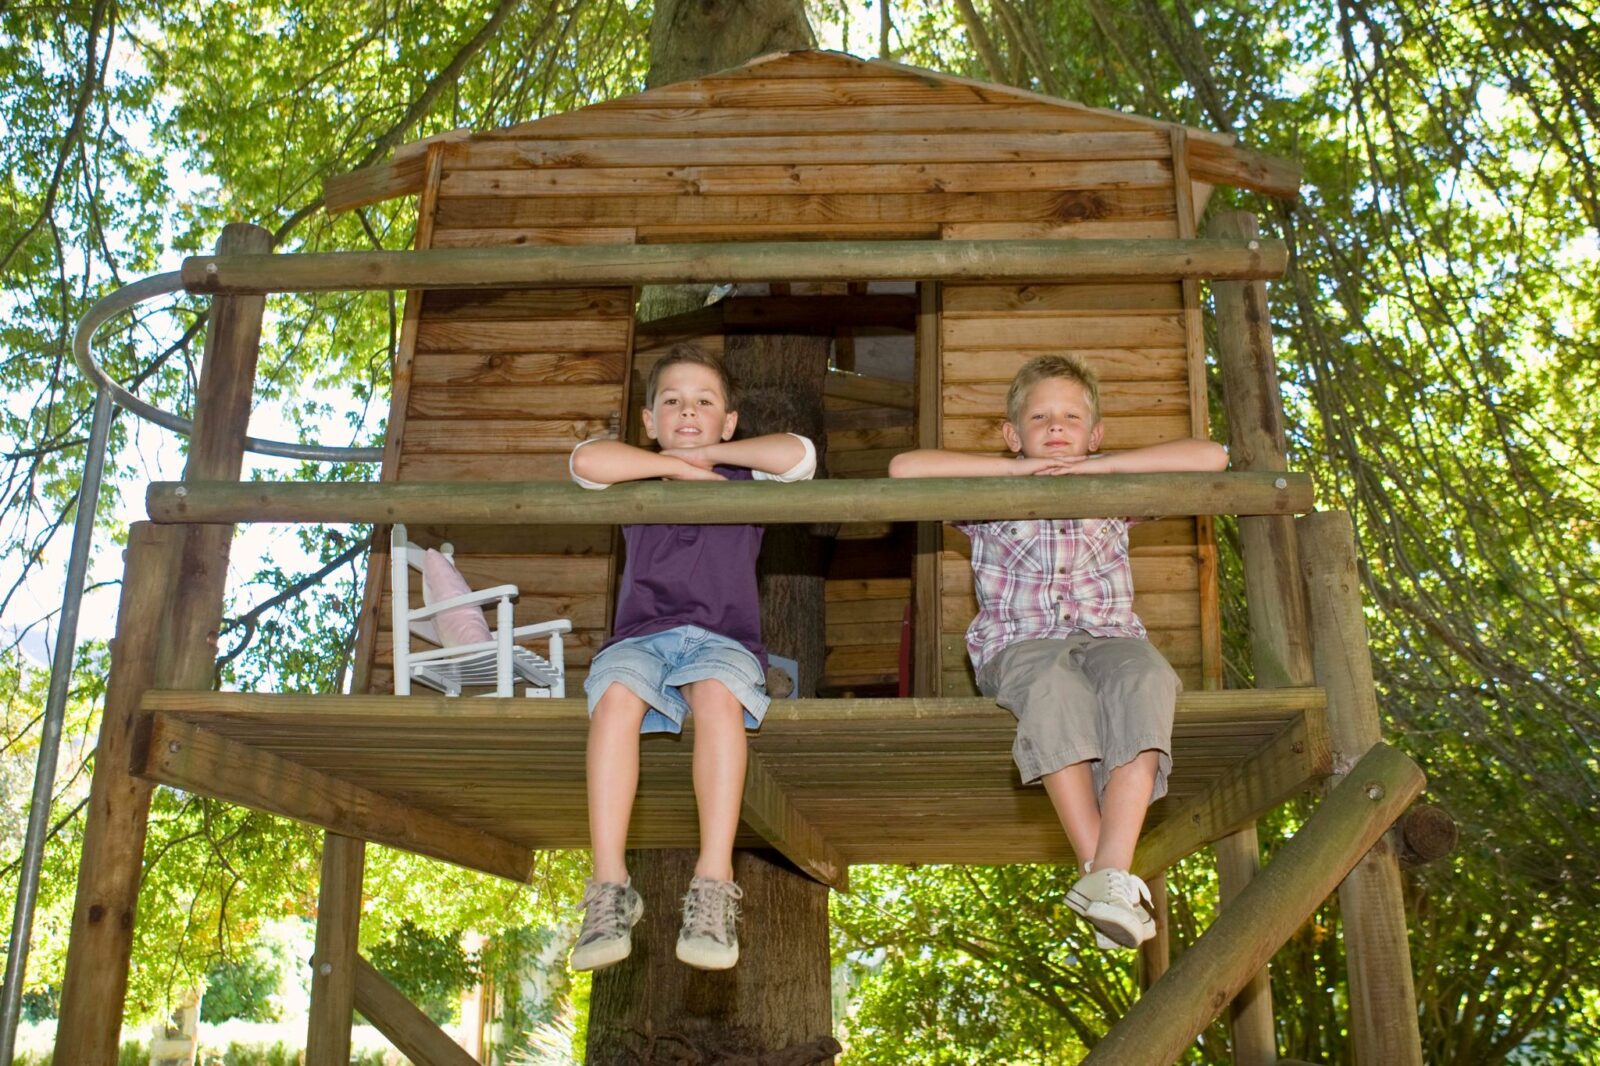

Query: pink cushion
[421,549,492,648]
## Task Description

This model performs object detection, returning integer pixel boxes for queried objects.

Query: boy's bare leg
[1042,761,1101,871]
[1091,749,1159,871]
[587,683,650,883]
[683,679,747,881]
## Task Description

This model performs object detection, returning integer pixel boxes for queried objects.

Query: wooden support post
[57,222,273,1063]
[1209,208,1313,1064]
[913,282,942,696]
[1083,744,1425,1066]
[54,524,178,1063]
[306,834,366,1066]
[354,955,480,1066]
[1298,511,1424,1065]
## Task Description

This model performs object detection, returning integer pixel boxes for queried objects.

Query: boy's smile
[643,362,737,450]
[1002,377,1104,459]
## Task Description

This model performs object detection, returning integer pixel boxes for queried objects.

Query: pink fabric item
[421,549,492,647]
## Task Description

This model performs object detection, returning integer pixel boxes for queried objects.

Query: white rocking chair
[390,524,571,698]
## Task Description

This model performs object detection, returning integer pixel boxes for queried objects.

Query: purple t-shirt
[603,465,767,667]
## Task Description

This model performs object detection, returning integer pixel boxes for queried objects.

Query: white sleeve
[751,433,817,483]
[569,437,611,490]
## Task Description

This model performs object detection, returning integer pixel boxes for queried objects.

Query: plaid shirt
[954,515,1145,673]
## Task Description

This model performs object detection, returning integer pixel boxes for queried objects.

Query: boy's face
[642,361,737,450]
[1001,377,1104,459]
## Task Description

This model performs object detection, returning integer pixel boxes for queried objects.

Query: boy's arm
[666,433,817,481]
[1069,438,1228,475]
[570,438,725,489]
[889,449,1053,478]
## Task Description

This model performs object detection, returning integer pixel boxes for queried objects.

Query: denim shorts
[583,625,769,735]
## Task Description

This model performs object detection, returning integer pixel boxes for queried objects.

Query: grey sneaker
[676,876,743,970]
[1066,868,1157,949]
[570,879,644,972]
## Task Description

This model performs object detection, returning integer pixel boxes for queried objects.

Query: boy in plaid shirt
[889,354,1226,948]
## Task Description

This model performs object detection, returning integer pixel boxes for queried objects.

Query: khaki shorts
[978,634,1177,802]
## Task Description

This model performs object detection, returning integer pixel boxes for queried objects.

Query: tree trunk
[587,6,834,1061]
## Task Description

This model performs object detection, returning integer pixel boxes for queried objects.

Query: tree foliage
[0,0,1595,1058]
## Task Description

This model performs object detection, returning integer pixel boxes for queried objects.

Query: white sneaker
[1067,868,1157,949]
[570,879,644,972]
[676,876,743,970]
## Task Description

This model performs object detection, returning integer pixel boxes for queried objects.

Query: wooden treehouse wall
[353,50,1221,697]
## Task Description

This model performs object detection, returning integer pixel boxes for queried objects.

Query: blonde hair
[1005,354,1102,426]
[644,344,734,408]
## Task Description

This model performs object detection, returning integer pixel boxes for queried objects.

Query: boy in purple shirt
[567,346,815,972]
[889,353,1226,949]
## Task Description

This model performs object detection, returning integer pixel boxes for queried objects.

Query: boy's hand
[659,448,727,480]
[1023,455,1096,476]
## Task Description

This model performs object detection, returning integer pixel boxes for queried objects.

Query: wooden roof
[324,50,1300,213]
[139,688,1331,889]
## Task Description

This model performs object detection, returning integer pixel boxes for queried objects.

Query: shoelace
[682,878,743,942]
[1105,869,1157,921]
[577,881,634,944]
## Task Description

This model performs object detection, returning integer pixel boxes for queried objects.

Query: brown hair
[1005,353,1101,426]
[644,344,735,408]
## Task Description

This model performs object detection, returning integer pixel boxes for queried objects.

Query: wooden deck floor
[138,689,1330,889]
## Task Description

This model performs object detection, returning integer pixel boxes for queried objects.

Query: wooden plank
[140,715,531,882]
[827,578,912,602]
[827,424,915,452]
[353,956,479,1066]
[580,75,1112,110]
[407,383,624,420]
[1187,138,1303,201]
[826,597,909,624]
[942,282,1183,313]
[431,226,637,248]
[401,418,615,453]
[942,312,1186,349]
[940,413,1192,451]
[395,451,576,482]
[942,220,1179,240]
[942,345,1187,383]
[636,222,944,243]
[415,317,632,351]
[723,294,917,329]
[324,154,429,213]
[450,131,1173,169]
[462,104,1184,140]
[824,371,914,410]
[408,350,627,388]
[420,287,635,319]
[433,188,1177,230]
[941,379,1188,418]
[439,159,1174,198]
[740,755,848,890]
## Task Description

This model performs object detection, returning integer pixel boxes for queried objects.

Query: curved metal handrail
[71,271,383,463]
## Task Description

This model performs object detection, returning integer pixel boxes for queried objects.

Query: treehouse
[52,50,1429,1066]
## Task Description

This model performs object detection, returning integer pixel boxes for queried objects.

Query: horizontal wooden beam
[180,239,1288,296]
[741,754,848,891]
[140,715,531,882]
[1134,703,1332,878]
[144,687,1327,724]
[147,471,1313,526]
[353,956,479,1066]
[1086,744,1425,1065]
[825,370,915,410]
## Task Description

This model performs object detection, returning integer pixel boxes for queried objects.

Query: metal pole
[0,388,116,1062]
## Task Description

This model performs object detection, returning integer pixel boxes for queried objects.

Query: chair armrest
[409,584,520,621]
[511,619,574,638]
